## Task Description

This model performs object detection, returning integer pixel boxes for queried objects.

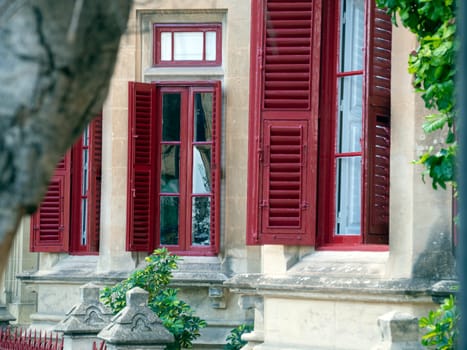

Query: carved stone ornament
[54,282,114,334]
[98,287,174,345]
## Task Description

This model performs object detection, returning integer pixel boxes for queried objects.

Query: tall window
[127,82,221,255]
[247,0,391,247]
[318,0,391,246]
[30,115,102,254]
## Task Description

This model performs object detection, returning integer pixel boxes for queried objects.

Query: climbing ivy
[376,0,457,190]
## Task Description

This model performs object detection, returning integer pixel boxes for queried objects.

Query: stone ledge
[225,273,437,303]
[17,255,228,287]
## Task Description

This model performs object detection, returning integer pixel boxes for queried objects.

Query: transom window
[153,24,222,66]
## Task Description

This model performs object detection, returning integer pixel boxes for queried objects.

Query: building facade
[1,0,456,349]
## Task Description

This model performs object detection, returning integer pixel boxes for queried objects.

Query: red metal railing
[92,340,106,350]
[0,327,63,350]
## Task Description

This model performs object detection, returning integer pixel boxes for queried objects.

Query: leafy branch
[376,0,457,190]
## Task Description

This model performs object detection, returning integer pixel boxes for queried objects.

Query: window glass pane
[161,145,180,193]
[81,198,87,245]
[194,92,213,142]
[339,0,364,72]
[335,156,361,235]
[205,31,217,61]
[81,126,89,245]
[162,93,181,141]
[336,75,362,153]
[161,32,172,61]
[192,146,211,194]
[160,196,179,245]
[174,32,203,60]
[192,197,211,246]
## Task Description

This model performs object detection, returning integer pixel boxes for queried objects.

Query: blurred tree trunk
[0,0,132,270]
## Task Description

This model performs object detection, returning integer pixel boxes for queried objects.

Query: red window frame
[153,24,222,67]
[316,0,391,248]
[127,81,221,256]
[70,118,102,254]
[317,0,364,246]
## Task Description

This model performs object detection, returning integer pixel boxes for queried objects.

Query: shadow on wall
[413,230,456,280]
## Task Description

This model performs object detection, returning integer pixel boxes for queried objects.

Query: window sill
[317,244,389,252]
[144,66,224,80]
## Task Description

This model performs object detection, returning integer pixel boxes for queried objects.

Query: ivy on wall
[376,0,457,190]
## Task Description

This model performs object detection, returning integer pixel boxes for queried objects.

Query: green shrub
[419,295,459,349]
[224,323,254,350]
[100,248,207,350]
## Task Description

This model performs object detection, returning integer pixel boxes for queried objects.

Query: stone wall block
[97,287,174,350]
[372,311,423,350]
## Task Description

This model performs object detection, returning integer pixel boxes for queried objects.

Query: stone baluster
[97,287,174,350]
[54,282,114,350]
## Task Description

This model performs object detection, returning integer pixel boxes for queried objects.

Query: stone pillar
[97,287,174,350]
[0,305,15,328]
[372,311,423,350]
[239,295,263,350]
[387,23,454,280]
[54,283,114,350]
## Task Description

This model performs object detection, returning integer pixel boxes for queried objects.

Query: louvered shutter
[364,4,392,244]
[88,114,103,252]
[30,152,71,252]
[127,82,157,251]
[210,82,221,254]
[247,0,320,245]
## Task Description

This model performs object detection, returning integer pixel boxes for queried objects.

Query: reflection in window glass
[160,196,179,245]
[192,146,211,194]
[162,93,181,141]
[174,32,204,60]
[336,75,362,153]
[161,32,172,61]
[205,31,217,61]
[339,0,364,72]
[192,197,210,246]
[160,145,180,193]
[194,93,213,142]
[335,157,361,235]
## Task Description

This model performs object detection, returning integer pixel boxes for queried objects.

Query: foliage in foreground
[419,295,459,349]
[224,324,254,350]
[100,248,207,350]
[376,0,457,190]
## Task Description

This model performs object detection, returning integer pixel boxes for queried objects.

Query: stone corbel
[208,286,228,309]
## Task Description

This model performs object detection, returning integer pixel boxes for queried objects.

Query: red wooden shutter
[30,152,71,252]
[88,114,103,252]
[364,4,392,244]
[210,82,221,254]
[259,121,313,244]
[127,82,157,251]
[247,0,320,245]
